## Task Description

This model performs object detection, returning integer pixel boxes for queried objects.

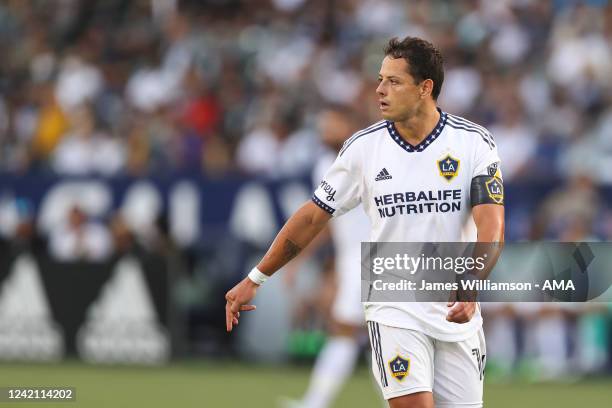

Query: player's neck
[394,105,440,146]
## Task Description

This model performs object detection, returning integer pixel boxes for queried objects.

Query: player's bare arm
[473,203,505,243]
[225,201,332,332]
[283,224,332,288]
[447,204,504,324]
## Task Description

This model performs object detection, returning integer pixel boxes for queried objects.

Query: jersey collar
[386,108,447,153]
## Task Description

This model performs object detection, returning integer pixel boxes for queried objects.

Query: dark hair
[384,37,444,100]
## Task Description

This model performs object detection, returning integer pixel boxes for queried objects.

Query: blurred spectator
[236,107,321,178]
[531,174,603,240]
[31,84,70,165]
[52,105,125,175]
[0,197,44,253]
[48,205,112,261]
[55,55,104,113]
[490,101,537,181]
[109,213,137,255]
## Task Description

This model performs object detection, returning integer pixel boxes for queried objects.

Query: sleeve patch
[487,162,500,177]
[471,175,504,206]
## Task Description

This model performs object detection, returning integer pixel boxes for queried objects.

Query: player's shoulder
[444,112,496,150]
[339,120,387,157]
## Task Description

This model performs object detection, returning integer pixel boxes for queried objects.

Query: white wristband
[247,267,269,285]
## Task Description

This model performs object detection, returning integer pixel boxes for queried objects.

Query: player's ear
[420,79,434,98]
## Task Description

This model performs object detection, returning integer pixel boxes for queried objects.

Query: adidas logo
[77,257,170,364]
[0,254,64,361]
[375,168,392,181]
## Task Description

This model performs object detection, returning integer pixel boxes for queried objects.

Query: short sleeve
[472,138,503,180]
[312,148,361,217]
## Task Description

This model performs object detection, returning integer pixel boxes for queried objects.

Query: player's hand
[225,277,258,332]
[446,301,477,324]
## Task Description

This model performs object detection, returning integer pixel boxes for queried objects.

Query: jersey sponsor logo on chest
[373,189,462,217]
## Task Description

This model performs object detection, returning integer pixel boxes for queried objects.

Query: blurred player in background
[281,106,372,408]
[226,37,504,408]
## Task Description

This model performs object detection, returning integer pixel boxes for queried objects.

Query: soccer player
[226,37,505,408]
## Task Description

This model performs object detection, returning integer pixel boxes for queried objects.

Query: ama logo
[437,154,460,181]
[389,355,410,382]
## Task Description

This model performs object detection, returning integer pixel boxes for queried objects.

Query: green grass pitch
[0,361,610,407]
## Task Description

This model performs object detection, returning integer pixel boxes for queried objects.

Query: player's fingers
[446,303,463,320]
[454,308,468,320]
[447,301,455,307]
[225,302,233,332]
[240,305,256,312]
[447,312,466,323]
[230,301,241,314]
[233,316,239,326]
[457,313,470,323]
[448,303,473,323]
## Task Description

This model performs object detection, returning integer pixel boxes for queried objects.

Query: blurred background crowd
[0,0,611,385]
[1,0,611,180]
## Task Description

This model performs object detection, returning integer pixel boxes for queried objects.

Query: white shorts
[331,253,364,326]
[367,321,486,407]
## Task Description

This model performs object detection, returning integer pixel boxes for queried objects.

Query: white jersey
[312,109,502,342]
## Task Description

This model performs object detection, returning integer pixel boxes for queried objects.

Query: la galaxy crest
[437,154,460,181]
[388,355,410,382]
[485,177,504,204]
